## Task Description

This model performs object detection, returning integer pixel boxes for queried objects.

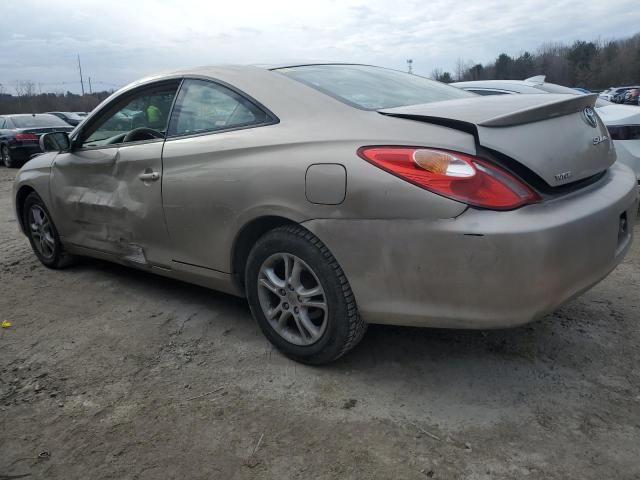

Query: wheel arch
[231,215,298,292]
[15,185,37,234]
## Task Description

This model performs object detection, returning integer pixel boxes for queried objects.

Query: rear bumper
[9,144,42,161]
[303,163,639,329]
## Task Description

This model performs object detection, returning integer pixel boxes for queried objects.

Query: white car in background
[453,77,640,181]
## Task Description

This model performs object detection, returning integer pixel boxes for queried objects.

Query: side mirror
[39,131,71,153]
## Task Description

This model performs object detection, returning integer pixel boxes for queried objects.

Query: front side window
[168,79,268,137]
[82,85,179,148]
[276,64,474,110]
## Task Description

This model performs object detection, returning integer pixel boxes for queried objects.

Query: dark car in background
[46,111,87,126]
[600,86,639,103]
[0,114,74,167]
[614,87,640,104]
[623,89,639,105]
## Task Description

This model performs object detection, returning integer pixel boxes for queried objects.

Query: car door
[49,80,181,266]
[161,78,277,271]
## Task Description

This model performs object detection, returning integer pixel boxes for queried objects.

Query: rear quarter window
[168,79,270,137]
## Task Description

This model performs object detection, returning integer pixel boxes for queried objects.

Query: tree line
[0,81,112,115]
[431,32,640,89]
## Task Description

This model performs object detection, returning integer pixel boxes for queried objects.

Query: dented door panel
[50,141,171,265]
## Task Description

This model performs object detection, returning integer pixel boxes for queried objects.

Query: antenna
[407,59,413,74]
[77,54,85,95]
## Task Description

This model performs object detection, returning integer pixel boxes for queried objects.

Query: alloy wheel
[29,205,56,260]
[257,253,328,346]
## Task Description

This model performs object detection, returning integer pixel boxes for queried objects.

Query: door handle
[139,171,160,182]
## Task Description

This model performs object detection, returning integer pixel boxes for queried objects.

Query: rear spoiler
[380,93,598,128]
[479,94,597,127]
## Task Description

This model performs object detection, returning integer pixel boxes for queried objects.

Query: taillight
[15,133,39,141]
[358,147,540,210]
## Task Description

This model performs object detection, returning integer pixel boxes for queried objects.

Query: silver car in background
[453,76,640,181]
[13,64,639,364]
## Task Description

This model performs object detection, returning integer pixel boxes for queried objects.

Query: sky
[1,0,638,94]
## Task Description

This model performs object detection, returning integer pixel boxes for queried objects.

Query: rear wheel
[23,192,77,269]
[246,225,366,364]
[1,145,16,168]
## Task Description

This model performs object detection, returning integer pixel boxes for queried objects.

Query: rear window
[10,114,70,128]
[276,64,474,110]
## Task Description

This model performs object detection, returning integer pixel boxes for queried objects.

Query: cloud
[0,0,637,93]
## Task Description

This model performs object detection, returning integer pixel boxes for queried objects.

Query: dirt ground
[0,166,639,480]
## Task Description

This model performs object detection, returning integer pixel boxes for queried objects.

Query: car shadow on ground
[70,257,586,378]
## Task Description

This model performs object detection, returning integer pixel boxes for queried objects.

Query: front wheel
[22,192,77,269]
[245,225,366,365]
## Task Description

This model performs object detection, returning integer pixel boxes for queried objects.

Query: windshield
[276,64,474,110]
[10,114,71,128]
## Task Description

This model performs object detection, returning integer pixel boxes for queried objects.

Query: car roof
[126,63,400,85]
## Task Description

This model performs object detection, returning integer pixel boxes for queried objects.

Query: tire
[1,144,15,168]
[22,192,77,269]
[245,224,366,365]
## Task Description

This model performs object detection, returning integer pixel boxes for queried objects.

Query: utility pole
[407,59,413,74]
[88,77,93,94]
[77,54,85,95]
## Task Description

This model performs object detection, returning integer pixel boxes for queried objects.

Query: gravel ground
[1,166,639,480]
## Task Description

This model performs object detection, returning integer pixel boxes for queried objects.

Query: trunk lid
[16,126,74,136]
[380,94,615,188]
[595,104,640,127]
